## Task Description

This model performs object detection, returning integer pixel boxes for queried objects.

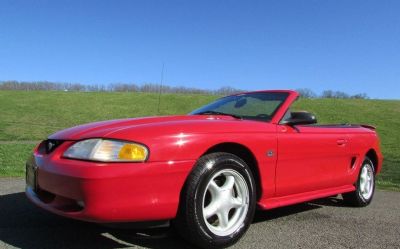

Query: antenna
[157,63,165,115]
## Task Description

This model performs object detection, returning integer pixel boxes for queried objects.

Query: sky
[0,0,399,99]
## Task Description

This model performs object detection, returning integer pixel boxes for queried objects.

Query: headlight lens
[63,139,148,162]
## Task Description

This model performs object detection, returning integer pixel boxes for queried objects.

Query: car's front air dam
[25,154,195,223]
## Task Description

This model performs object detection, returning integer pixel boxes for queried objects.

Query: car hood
[48,115,273,141]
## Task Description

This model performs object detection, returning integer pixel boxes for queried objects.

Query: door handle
[337,139,347,146]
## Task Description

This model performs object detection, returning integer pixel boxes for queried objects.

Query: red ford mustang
[26,90,382,248]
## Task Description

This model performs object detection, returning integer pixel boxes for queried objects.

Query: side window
[281,108,292,123]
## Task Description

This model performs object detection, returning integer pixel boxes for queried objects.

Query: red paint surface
[26,90,383,222]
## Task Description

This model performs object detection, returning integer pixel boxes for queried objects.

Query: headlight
[63,139,148,162]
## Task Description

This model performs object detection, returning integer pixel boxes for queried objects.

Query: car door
[275,125,349,196]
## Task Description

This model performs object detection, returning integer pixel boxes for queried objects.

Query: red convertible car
[26,90,382,248]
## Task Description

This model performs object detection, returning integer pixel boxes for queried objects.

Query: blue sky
[0,0,399,99]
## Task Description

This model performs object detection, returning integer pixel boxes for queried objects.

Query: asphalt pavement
[1,178,399,249]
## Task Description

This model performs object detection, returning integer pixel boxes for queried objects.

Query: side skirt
[257,185,356,210]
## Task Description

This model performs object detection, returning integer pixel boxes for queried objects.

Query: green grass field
[0,90,399,190]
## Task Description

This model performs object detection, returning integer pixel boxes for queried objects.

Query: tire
[173,152,256,249]
[342,157,375,207]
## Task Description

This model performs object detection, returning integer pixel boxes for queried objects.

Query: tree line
[0,81,368,99]
[296,88,369,99]
[0,81,243,95]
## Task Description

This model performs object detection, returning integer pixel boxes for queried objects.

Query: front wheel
[174,152,256,249]
[342,157,375,207]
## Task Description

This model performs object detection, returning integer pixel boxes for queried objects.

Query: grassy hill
[0,90,399,190]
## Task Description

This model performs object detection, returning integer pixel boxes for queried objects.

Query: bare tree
[296,88,317,98]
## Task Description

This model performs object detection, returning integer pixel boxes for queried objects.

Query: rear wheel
[174,152,256,249]
[343,157,375,207]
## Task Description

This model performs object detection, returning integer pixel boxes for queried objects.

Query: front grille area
[37,139,64,154]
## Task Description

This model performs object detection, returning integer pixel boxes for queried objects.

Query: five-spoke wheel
[202,169,249,236]
[343,157,376,207]
[174,152,256,249]
[359,162,374,200]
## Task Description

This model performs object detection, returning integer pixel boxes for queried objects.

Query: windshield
[190,92,289,122]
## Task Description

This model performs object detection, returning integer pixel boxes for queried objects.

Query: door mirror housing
[282,111,317,126]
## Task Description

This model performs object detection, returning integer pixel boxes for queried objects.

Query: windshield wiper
[196,111,242,119]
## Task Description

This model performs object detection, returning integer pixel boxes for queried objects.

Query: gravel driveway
[1,178,399,249]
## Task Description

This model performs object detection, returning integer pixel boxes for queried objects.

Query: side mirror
[282,111,317,126]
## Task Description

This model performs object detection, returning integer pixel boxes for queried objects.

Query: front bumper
[25,150,194,223]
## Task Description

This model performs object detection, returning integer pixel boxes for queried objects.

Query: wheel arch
[201,142,262,200]
[366,149,379,174]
